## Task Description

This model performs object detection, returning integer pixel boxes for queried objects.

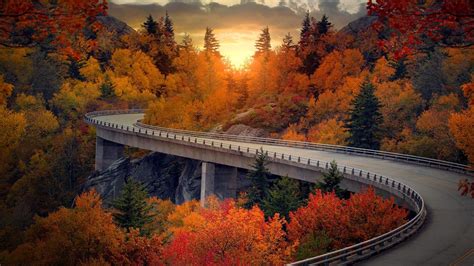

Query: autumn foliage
[3,188,408,264]
[0,0,108,58]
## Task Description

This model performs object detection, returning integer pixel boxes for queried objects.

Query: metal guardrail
[85,109,473,175]
[85,110,429,265]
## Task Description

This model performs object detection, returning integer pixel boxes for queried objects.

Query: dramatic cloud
[108,0,366,66]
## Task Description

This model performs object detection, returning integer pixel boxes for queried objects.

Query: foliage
[315,160,348,199]
[0,0,107,57]
[368,0,474,58]
[345,80,383,149]
[244,149,272,208]
[262,176,302,219]
[112,179,156,236]
[163,200,292,265]
[288,188,407,252]
[5,190,124,265]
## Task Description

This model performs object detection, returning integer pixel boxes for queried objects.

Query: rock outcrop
[83,152,202,204]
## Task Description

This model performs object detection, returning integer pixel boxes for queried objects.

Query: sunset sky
[109,0,366,67]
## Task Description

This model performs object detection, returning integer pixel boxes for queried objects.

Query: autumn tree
[6,190,124,265]
[368,0,474,58]
[449,76,474,165]
[262,176,302,219]
[345,80,383,149]
[0,0,107,57]
[245,149,272,208]
[113,179,156,236]
[163,200,291,265]
[0,74,13,106]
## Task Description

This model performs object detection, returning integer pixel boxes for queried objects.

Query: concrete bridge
[85,110,474,265]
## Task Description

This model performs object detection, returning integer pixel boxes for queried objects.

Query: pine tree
[164,11,174,37]
[255,26,271,55]
[299,10,312,47]
[245,148,271,209]
[345,80,383,149]
[67,57,85,80]
[315,160,348,198]
[203,27,220,55]
[180,33,194,51]
[262,176,302,219]
[317,14,332,35]
[142,14,158,35]
[282,32,295,52]
[112,179,155,236]
[389,57,408,81]
[298,12,320,77]
[99,74,115,99]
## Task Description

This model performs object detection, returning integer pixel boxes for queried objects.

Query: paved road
[94,113,474,265]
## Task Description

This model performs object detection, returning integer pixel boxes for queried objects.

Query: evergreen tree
[112,179,155,236]
[282,32,295,52]
[255,26,271,55]
[180,33,194,51]
[203,27,220,55]
[298,12,320,77]
[142,15,158,35]
[67,57,85,80]
[315,160,348,198]
[99,74,115,99]
[345,80,383,149]
[262,176,302,219]
[317,14,332,35]
[389,56,408,81]
[245,148,271,208]
[299,10,312,47]
[164,11,174,37]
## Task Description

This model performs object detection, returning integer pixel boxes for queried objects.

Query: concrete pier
[95,136,124,171]
[200,162,215,206]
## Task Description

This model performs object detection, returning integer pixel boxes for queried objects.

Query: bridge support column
[215,165,238,199]
[95,137,124,171]
[200,162,215,207]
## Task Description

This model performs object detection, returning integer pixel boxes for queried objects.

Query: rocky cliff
[83,152,202,204]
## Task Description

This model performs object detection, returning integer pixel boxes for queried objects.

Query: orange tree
[0,0,107,57]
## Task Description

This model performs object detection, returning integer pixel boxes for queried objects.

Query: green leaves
[112,179,156,236]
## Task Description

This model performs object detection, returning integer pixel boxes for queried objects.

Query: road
[93,113,474,265]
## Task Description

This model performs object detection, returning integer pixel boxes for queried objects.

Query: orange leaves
[0,0,107,57]
[307,118,349,145]
[449,107,474,166]
[288,188,407,252]
[7,189,408,264]
[311,49,364,93]
[6,190,124,265]
[164,200,291,265]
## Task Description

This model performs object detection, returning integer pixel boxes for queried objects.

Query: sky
[109,0,367,67]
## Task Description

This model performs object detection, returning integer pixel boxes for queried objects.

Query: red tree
[0,0,108,57]
[367,0,474,58]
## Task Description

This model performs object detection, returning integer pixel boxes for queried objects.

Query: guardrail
[85,109,472,175]
[85,109,429,265]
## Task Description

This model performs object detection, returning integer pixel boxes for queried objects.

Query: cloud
[108,0,366,66]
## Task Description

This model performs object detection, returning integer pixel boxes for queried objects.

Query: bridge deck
[93,113,473,265]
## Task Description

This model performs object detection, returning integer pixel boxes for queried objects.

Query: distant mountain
[338,15,377,37]
[97,15,135,36]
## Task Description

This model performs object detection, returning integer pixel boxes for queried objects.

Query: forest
[0,0,473,264]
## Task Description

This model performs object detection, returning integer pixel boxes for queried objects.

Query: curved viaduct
[85,110,473,265]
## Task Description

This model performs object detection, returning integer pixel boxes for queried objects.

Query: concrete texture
[90,113,474,265]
